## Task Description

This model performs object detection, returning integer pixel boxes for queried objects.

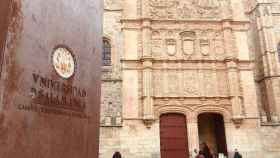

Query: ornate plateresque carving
[183,70,200,96]
[167,71,179,96]
[149,0,227,20]
[153,71,163,96]
[203,70,215,96]
[151,29,226,60]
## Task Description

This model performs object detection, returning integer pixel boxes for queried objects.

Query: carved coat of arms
[166,39,177,56]
[180,31,196,55]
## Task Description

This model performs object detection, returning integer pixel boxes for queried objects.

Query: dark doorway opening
[160,113,189,158]
[198,113,228,157]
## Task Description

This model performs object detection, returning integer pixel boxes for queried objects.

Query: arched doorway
[198,113,227,158]
[160,113,189,158]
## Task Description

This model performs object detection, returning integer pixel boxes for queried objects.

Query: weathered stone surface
[0,0,102,158]
[100,0,280,158]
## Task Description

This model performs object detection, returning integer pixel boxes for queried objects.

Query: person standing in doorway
[202,142,213,158]
[113,151,122,158]
[233,149,242,158]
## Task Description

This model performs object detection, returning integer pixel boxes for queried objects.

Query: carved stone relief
[104,0,122,10]
[167,71,179,96]
[152,69,229,98]
[153,71,163,96]
[151,31,163,58]
[151,29,225,60]
[183,70,200,97]
[200,39,210,56]
[214,31,225,59]
[149,0,230,20]
[180,31,196,56]
[272,3,280,13]
[203,70,215,96]
[216,70,229,96]
[166,39,177,56]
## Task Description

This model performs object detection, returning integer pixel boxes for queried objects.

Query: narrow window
[277,43,280,62]
[103,38,111,66]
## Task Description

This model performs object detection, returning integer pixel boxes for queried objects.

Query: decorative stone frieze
[149,0,231,20]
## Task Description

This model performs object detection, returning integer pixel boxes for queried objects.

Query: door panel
[160,113,189,158]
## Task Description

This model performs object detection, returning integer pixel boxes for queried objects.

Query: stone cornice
[121,18,250,25]
[121,60,253,71]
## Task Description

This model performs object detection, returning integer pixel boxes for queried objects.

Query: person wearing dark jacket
[196,150,206,158]
[112,151,122,158]
[202,142,213,158]
[233,149,242,158]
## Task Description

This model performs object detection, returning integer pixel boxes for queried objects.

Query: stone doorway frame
[155,104,232,158]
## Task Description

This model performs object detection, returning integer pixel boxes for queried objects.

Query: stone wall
[100,0,123,127]
[100,120,161,158]
[101,80,122,126]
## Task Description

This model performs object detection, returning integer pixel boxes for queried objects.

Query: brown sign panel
[0,0,102,158]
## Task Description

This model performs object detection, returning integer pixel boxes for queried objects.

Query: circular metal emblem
[52,47,75,79]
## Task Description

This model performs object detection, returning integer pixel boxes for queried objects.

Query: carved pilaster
[142,60,155,127]
[142,0,152,58]
[142,20,152,58]
[226,60,244,125]
[141,0,154,126]
[223,21,244,125]
[223,21,236,60]
[187,117,199,155]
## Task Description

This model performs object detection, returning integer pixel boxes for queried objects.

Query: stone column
[223,21,244,123]
[256,4,280,122]
[187,116,200,156]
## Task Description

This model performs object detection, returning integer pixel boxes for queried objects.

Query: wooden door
[160,113,189,158]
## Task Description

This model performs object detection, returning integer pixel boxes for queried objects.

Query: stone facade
[100,0,280,158]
